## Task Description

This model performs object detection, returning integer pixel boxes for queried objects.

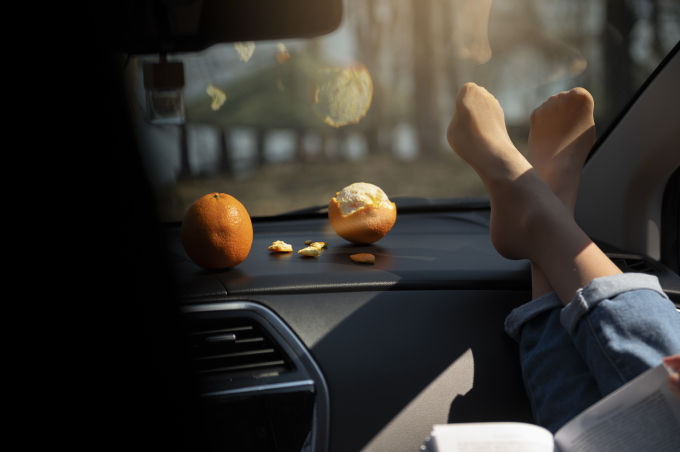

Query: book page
[425,423,554,452]
[554,364,680,452]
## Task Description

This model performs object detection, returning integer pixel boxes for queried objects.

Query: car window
[123,0,680,220]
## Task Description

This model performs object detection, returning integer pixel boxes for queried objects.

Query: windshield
[124,0,680,220]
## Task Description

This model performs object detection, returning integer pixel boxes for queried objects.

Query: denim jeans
[504,273,680,433]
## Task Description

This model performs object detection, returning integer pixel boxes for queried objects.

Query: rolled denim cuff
[505,291,563,342]
[560,273,668,337]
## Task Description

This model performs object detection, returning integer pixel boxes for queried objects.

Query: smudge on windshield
[311,63,373,128]
[276,43,291,64]
[540,45,588,85]
[206,85,226,110]
[234,42,256,62]
[451,0,493,64]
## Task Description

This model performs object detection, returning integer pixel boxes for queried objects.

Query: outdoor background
[124,0,680,220]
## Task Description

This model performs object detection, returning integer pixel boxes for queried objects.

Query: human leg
[500,88,602,431]
[446,82,680,418]
[505,292,602,433]
[526,88,596,299]
[446,82,621,306]
[521,87,680,395]
[560,273,680,396]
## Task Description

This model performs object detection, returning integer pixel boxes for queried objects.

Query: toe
[567,87,594,108]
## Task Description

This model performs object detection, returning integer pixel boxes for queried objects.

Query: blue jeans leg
[505,292,602,433]
[560,273,680,396]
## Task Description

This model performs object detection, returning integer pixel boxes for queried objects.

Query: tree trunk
[354,0,385,155]
[412,0,440,158]
[604,0,636,126]
[178,124,191,178]
[256,128,266,167]
[296,129,306,163]
[218,128,232,177]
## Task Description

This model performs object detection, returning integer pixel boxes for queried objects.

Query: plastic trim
[201,379,315,398]
[182,301,330,452]
[585,41,679,165]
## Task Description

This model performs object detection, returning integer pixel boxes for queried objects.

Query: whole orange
[181,193,253,269]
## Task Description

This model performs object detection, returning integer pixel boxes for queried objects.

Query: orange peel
[328,183,396,245]
[350,253,375,264]
[268,240,292,253]
[298,246,319,257]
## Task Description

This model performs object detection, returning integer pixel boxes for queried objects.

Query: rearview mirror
[113,0,343,54]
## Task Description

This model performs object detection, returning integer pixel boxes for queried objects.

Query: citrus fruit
[311,63,373,128]
[181,193,253,269]
[328,183,396,245]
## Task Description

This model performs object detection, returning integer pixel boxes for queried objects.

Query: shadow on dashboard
[274,288,534,452]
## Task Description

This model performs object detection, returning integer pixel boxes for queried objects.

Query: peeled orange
[181,193,253,269]
[328,183,396,245]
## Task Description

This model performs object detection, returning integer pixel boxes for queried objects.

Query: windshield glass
[125,0,680,220]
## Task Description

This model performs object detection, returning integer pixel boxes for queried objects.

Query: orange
[181,193,253,269]
[328,183,396,245]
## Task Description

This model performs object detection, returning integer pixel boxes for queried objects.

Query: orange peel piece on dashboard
[181,193,253,269]
[350,253,375,264]
[268,240,292,253]
[298,246,319,257]
[328,183,396,245]
[311,63,373,128]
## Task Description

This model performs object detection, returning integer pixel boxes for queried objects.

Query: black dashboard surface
[164,210,679,452]
[252,289,534,452]
[165,211,532,298]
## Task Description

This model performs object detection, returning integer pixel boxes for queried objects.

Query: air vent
[186,317,292,379]
[608,254,659,275]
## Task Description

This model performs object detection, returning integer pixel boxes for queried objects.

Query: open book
[422,364,680,452]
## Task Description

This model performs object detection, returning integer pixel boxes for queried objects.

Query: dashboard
[165,209,680,452]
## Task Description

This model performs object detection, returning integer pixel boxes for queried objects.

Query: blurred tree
[217,128,232,176]
[413,0,440,157]
[604,0,636,121]
[179,124,191,178]
[354,0,386,154]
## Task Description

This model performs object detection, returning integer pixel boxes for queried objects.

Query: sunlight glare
[361,349,475,452]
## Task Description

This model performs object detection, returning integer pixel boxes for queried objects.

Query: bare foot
[446,83,620,304]
[528,88,595,213]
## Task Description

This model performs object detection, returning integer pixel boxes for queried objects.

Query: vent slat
[198,360,286,374]
[186,317,291,378]
[235,337,264,344]
[191,326,253,335]
[610,256,657,275]
[198,348,275,360]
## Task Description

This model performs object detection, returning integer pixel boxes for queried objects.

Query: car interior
[84,1,679,451]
